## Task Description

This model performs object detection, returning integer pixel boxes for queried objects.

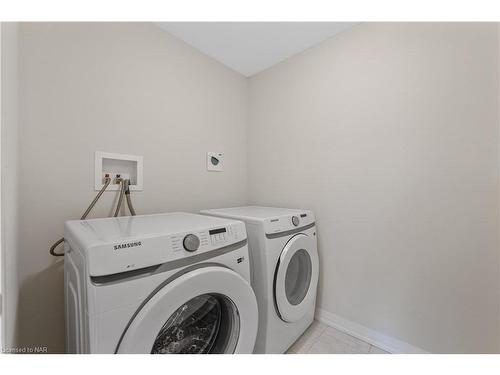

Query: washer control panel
[79,213,247,277]
[171,231,207,253]
[209,225,241,246]
[183,234,200,252]
[209,227,227,246]
[170,223,242,253]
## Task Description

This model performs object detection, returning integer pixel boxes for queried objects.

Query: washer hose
[49,177,112,257]
[124,179,136,216]
[114,179,126,217]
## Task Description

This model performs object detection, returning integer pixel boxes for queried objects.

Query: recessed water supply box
[95,151,143,191]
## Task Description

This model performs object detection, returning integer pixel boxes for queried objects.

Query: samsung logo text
[114,241,142,251]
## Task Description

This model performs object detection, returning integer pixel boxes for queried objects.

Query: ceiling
[156,22,358,77]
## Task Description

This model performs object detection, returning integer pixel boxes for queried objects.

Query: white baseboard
[315,308,429,354]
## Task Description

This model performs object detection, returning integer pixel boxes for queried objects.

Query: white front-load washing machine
[201,206,319,353]
[64,212,258,354]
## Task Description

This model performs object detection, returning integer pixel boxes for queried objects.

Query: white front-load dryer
[201,206,319,353]
[64,212,258,354]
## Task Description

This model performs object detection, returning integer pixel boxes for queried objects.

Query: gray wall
[1,22,20,350]
[16,23,248,352]
[4,22,500,354]
[248,23,499,353]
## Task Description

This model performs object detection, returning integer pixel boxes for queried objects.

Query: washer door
[274,233,319,323]
[116,266,258,354]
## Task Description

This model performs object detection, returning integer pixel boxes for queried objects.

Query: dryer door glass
[285,249,312,306]
[151,293,240,354]
[274,233,319,323]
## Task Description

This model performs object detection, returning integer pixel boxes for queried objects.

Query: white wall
[1,22,20,350]
[248,23,499,353]
[16,23,248,352]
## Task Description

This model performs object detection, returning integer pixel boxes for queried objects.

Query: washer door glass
[151,293,240,354]
[285,249,312,306]
[116,266,258,354]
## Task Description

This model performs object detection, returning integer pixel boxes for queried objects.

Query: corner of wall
[1,21,20,350]
[497,21,500,355]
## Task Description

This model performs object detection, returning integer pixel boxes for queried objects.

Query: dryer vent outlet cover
[207,152,223,172]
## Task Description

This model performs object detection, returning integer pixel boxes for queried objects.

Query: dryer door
[116,266,258,354]
[274,233,319,323]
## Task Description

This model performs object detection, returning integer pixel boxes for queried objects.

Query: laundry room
[1,3,500,368]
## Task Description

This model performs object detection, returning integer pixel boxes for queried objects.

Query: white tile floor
[286,321,390,354]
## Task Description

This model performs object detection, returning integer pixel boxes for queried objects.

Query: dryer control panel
[263,210,315,235]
